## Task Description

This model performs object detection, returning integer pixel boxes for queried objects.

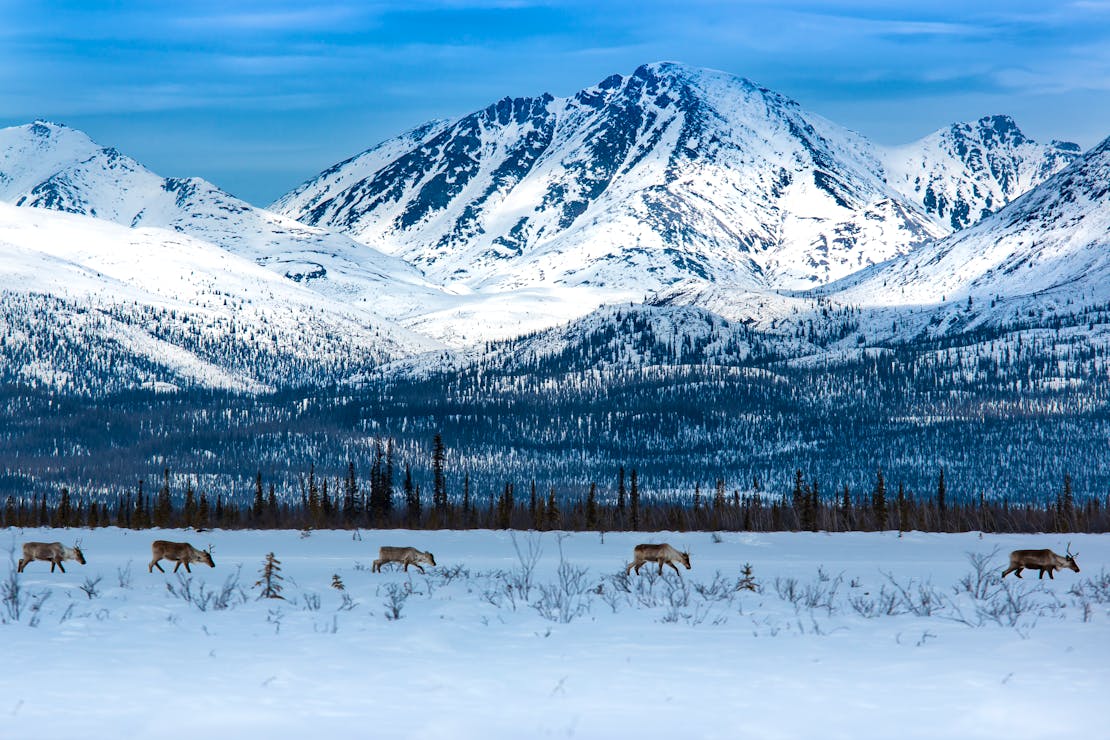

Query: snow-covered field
[2,527,1107,739]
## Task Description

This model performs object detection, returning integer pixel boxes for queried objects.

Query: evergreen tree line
[4,454,1106,534]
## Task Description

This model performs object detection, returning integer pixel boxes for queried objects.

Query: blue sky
[3,0,1109,205]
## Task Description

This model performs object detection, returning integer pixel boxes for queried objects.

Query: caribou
[626,543,691,576]
[149,540,215,573]
[1001,543,1080,579]
[17,541,86,573]
[372,546,436,573]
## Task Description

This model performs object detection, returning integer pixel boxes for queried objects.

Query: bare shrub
[882,571,944,616]
[2,544,51,626]
[382,582,412,620]
[532,536,591,624]
[774,577,800,605]
[849,586,903,618]
[956,548,1000,600]
[79,575,103,600]
[117,561,134,589]
[167,568,246,612]
[509,532,543,602]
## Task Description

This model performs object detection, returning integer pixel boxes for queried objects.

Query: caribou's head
[426,552,437,567]
[200,544,215,568]
[1065,542,1080,573]
[679,550,692,570]
[73,541,86,565]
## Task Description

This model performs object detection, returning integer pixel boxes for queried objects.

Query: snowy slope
[0,121,447,320]
[275,63,1072,297]
[822,135,1110,339]
[884,115,1080,231]
[3,527,1108,740]
[0,203,441,393]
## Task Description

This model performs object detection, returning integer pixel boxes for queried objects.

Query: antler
[207,542,215,553]
[1066,541,1073,557]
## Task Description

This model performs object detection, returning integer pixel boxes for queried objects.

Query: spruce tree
[462,472,471,527]
[403,464,420,524]
[384,438,395,516]
[546,487,560,530]
[792,469,805,515]
[253,471,265,520]
[1056,474,1074,532]
[267,483,278,524]
[184,479,197,528]
[432,433,447,514]
[630,469,640,530]
[198,491,210,528]
[808,479,819,532]
[714,479,726,511]
[154,468,172,528]
[133,481,146,529]
[56,486,72,528]
[872,469,887,531]
[936,468,947,528]
[840,484,852,529]
[617,467,626,526]
[585,482,599,530]
[307,463,319,521]
[896,482,907,537]
[343,461,358,524]
[254,553,285,599]
[497,482,514,529]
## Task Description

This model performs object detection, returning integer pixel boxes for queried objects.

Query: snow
[3,527,1107,738]
[274,63,1072,305]
[0,202,440,391]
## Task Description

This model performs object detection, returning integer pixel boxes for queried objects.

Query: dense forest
[5,460,1106,533]
[2,302,1107,523]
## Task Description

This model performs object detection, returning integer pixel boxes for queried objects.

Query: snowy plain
[1,527,1107,739]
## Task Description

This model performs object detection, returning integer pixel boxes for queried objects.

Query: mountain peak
[271,61,1081,314]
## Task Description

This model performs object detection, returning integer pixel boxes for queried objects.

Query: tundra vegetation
[1,530,1106,738]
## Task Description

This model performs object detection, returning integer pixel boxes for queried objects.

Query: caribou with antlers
[17,541,86,573]
[1002,543,1080,579]
[626,543,691,576]
[149,540,215,573]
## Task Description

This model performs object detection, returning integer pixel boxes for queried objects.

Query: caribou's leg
[666,561,681,576]
[183,562,192,573]
[1001,566,1015,578]
[1015,568,1024,578]
[150,560,165,573]
[1048,569,1055,580]
[17,558,27,573]
[414,564,426,574]
[372,560,382,573]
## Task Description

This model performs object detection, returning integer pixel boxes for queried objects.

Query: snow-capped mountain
[0,121,446,320]
[883,114,1080,231]
[275,63,1074,296]
[0,202,440,394]
[820,134,1110,339]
